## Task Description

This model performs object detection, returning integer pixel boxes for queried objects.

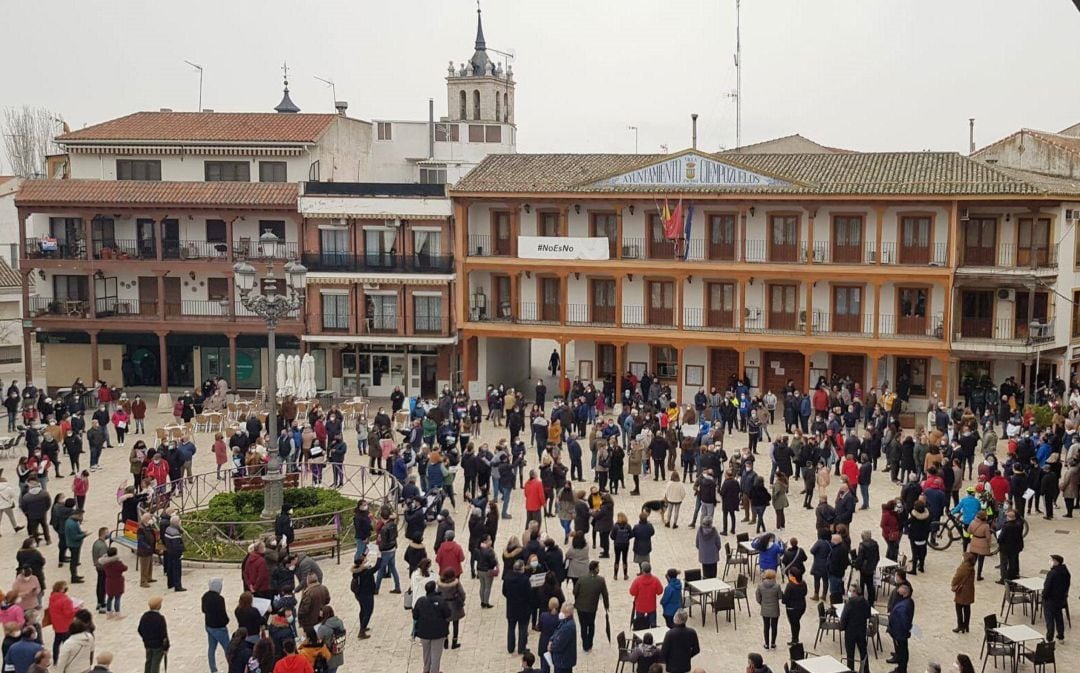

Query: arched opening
[503,92,509,122]
[473,90,481,120]
[495,95,501,123]
[459,91,467,120]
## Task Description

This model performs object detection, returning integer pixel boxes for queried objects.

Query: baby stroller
[423,487,446,523]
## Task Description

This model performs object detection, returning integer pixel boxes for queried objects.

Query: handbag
[309,445,325,459]
[490,565,500,578]
[41,607,51,628]
[404,589,413,610]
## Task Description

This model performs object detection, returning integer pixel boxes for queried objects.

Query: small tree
[1,106,61,178]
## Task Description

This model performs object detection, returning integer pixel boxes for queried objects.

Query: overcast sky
[3,0,1080,166]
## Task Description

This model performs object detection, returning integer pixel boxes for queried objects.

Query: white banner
[517,236,611,260]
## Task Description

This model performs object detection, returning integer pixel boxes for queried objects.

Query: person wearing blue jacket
[756,533,784,573]
[952,486,982,528]
[660,568,683,627]
[547,603,578,673]
[886,585,915,673]
[808,531,831,601]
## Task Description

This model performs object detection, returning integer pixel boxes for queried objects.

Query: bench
[110,519,140,553]
[232,472,300,491]
[289,524,341,564]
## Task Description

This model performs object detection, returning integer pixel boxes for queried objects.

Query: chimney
[428,98,435,160]
[969,118,976,155]
[202,109,214,113]
[159,108,173,112]
[334,101,348,116]
[691,113,699,150]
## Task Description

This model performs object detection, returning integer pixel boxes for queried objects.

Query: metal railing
[878,313,945,339]
[92,239,156,260]
[811,312,875,336]
[28,296,89,317]
[621,305,674,328]
[23,236,86,260]
[162,240,232,260]
[959,243,1058,269]
[566,303,615,325]
[954,317,1056,344]
[301,253,454,274]
[518,301,561,324]
[468,234,511,256]
[881,241,948,266]
[228,239,298,260]
[682,307,738,332]
[94,297,156,318]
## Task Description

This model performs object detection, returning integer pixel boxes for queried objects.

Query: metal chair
[1023,640,1057,673]
[980,613,1005,658]
[713,590,737,631]
[734,573,752,615]
[814,601,842,648]
[1002,581,1035,622]
[723,542,749,580]
[683,568,704,619]
[615,631,632,673]
[980,633,1016,673]
[789,642,807,663]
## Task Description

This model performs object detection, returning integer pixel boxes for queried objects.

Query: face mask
[531,561,539,569]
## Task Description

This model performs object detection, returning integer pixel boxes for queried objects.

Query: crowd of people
[2,367,1079,673]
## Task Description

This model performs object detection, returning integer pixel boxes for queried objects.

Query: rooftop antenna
[183,60,204,111]
[313,75,337,111]
[628,125,639,153]
[729,0,742,149]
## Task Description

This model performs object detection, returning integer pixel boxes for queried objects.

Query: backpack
[328,625,346,655]
[173,400,184,416]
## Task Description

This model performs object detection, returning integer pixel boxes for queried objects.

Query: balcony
[959,243,1058,272]
[161,240,232,261]
[880,241,947,266]
[518,302,561,324]
[621,305,675,328]
[301,253,453,274]
[29,296,89,318]
[877,314,945,339]
[566,303,616,326]
[306,313,452,337]
[683,307,738,332]
[952,318,1055,353]
[811,312,875,336]
[24,237,86,260]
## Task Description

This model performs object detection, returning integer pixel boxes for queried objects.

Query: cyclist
[951,486,982,551]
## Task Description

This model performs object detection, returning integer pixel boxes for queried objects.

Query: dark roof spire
[274,61,300,113]
[475,1,486,50]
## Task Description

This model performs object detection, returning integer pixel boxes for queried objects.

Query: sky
[2,0,1080,168]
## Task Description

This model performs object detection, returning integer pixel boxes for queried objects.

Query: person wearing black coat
[996,509,1025,582]
[502,561,533,655]
[648,435,669,481]
[413,581,451,673]
[851,532,880,604]
[1043,555,1071,642]
[827,534,850,604]
[834,488,856,526]
[839,585,872,672]
[659,611,701,673]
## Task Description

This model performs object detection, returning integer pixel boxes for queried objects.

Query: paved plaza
[3,399,1079,673]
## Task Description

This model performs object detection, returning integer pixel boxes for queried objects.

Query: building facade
[451,149,1080,408]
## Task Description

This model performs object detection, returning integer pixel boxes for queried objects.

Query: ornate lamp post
[233,231,307,518]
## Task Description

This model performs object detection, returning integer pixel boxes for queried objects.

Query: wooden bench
[289,524,341,564]
[232,472,300,491]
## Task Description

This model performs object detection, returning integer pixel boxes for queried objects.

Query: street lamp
[233,232,307,518]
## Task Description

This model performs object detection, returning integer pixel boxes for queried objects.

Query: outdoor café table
[793,655,852,673]
[631,626,668,645]
[992,624,1045,673]
[1011,577,1045,623]
[740,540,761,581]
[687,578,732,624]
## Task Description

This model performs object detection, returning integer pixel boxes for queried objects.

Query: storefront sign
[593,152,789,188]
[518,236,610,260]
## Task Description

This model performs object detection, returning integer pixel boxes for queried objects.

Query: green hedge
[1025,404,1054,429]
[198,486,355,523]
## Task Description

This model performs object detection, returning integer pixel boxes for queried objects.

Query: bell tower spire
[474,1,486,51]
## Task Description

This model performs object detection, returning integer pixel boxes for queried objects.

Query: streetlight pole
[233,232,306,518]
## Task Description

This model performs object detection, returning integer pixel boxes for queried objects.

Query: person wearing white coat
[55,619,95,673]
[0,476,22,534]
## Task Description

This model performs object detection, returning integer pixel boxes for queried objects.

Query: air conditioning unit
[997,288,1015,301]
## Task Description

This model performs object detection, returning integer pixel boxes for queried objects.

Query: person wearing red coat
[812,388,829,417]
[880,500,902,561]
[628,562,664,628]
[102,548,128,617]
[523,470,546,525]
[434,530,466,578]
[841,456,860,491]
[48,581,77,660]
[241,543,272,599]
[144,454,170,486]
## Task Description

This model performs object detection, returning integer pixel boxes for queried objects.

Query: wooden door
[709,348,739,391]
[493,275,511,319]
[161,219,180,258]
[540,277,561,322]
[1017,217,1050,267]
[493,212,511,255]
[647,280,674,326]
[538,212,560,237]
[833,286,863,333]
[706,282,735,328]
[1014,292,1049,338]
[763,351,803,395]
[591,279,616,324]
[831,354,865,388]
[899,216,930,264]
[164,276,181,316]
[591,213,618,259]
[708,214,736,261]
[897,287,928,335]
[769,215,798,262]
[832,216,863,263]
[137,276,158,316]
[648,214,676,259]
[963,218,996,266]
[960,290,993,338]
[768,284,798,331]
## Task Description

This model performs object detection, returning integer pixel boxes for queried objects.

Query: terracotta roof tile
[57,112,339,144]
[15,179,298,210]
[452,151,1080,196]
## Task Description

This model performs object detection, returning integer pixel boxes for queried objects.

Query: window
[366,294,397,331]
[414,295,442,333]
[1074,291,1080,338]
[469,124,485,142]
[413,230,441,258]
[538,212,560,237]
[116,159,161,181]
[485,125,502,143]
[895,357,928,396]
[597,344,616,377]
[53,275,88,301]
[258,161,287,182]
[472,90,481,120]
[459,91,467,120]
[652,346,678,381]
[1017,217,1051,266]
[90,217,116,255]
[204,161,250,182]
[495,95,501,122]
[205,220,226,243]
[321,294,349,331]
[320,228,349,266]
[377,122,392,140]
[434,123,460,142]
[420,165,447,184]
[207,277,229,302]
[503,92,509,122]
[259,220,286,240]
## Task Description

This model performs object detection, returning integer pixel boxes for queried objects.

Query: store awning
[299,195,451,220]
